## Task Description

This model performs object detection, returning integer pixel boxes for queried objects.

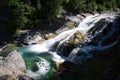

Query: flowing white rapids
[23,13,119,79]
[28,13,116,56]
[27,57,50,79]
[28,14,97,53]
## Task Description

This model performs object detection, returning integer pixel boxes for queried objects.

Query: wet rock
[54,14,120,80]
[88,18,106,35]
[56,31,87,56]
[63,31,87,56]
[66,31,87,47]
[55,21,76,34]
[65,13,94,24]
[0,44,8,52]
[65,15,84,23]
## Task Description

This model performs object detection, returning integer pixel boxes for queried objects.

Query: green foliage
[1,0,119,35]
[4,0,34,34]
[40,0,65,16]
[63,0,86,13]
[0,44,17,57]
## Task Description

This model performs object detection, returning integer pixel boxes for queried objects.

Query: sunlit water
[16,13,119,80]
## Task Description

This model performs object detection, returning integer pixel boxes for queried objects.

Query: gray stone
[0,50,27,79]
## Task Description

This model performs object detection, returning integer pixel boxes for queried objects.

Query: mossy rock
[0,44,17,57]
[66,31,87,47]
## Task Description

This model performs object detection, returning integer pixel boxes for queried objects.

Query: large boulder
[0,50,30,80]
[66,31,87,47]
[61,31,87,56]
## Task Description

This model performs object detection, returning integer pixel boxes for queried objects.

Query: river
[16,13,120,80]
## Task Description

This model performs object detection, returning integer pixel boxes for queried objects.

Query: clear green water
[16,46,57,80]
[1,44,57,80]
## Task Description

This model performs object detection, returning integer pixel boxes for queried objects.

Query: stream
[16,13,120,80]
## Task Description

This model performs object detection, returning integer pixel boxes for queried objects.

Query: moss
[38,39,46,43]
[47,34,57,39]
[0,44,17,57]
[66,31,87,47]
[20,68,27,74]
[38,34,57,44]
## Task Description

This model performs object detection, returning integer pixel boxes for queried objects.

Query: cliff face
[0,50,31,80]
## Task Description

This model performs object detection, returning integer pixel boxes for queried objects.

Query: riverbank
[0,11,120,53]
[0,11,120,80]
[0,12,94,47]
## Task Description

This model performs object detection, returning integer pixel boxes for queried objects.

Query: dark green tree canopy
[1,0,119,35]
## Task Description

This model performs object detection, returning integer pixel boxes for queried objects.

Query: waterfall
[18,13,120,79]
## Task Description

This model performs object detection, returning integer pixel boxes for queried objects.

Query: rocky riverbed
[0,11,120,80]
[0,13,92,80]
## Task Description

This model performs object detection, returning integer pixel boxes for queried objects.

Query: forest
[0,0,120,35]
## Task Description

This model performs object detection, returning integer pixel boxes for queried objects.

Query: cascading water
[17,13,120,79]
[67,14,119,64]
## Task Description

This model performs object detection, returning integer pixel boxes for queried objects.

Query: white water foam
[27,13,116,62]
[27,57,50,79]
[24,13,118,79]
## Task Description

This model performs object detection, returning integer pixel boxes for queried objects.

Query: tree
[63,0,86,13]
[33,0,65,30]
[4,0,34,34]
[1,0,119,36]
